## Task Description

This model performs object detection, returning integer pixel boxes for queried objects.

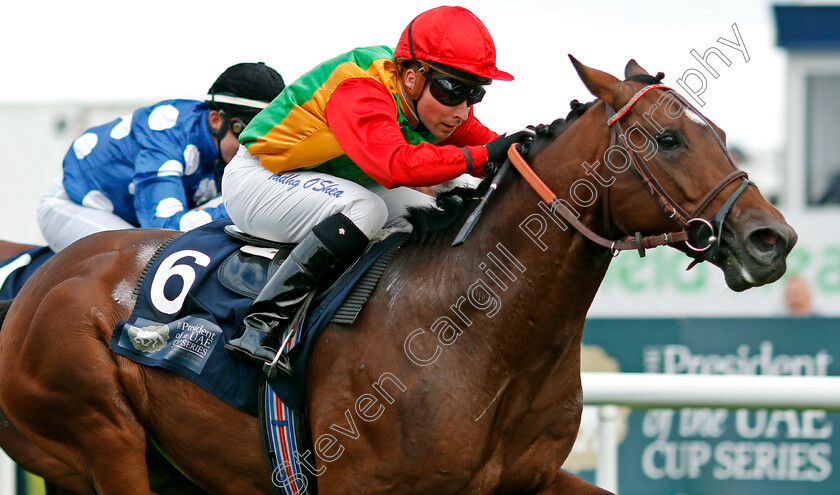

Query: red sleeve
[324,78,491,188]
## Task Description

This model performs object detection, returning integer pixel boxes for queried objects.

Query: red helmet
[394,6,513,83]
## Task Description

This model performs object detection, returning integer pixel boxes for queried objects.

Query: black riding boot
[225,213,369,364]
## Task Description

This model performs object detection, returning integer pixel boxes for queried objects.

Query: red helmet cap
[394,6,513,82]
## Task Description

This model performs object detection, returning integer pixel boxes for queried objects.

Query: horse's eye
[656,131,680,150]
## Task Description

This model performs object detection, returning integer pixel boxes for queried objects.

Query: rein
[507,83,753,262]
[506,145,685,256]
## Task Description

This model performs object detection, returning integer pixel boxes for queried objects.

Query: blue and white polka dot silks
[62,99,228,230]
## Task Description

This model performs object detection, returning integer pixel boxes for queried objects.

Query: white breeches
[36,174,134,252]
[222,146,452,243]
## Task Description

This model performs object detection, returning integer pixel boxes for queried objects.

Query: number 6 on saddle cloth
[110,218,408,415]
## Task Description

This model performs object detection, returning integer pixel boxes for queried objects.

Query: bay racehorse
[0,240,100,494]
[0,58,796,494]
[0,240,90,493]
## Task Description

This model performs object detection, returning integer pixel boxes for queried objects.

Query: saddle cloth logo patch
[116,316,222,375]
[126,323,170,353]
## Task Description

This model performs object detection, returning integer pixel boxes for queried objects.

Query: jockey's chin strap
[506,83,753,262]
[209,110,233,183]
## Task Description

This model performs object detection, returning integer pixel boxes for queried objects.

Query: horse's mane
[405,99,597,245]
[626,72,665,85]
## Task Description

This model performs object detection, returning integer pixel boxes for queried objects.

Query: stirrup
[263,291,316,378]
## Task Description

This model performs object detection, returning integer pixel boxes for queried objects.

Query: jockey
[36,62,286,252]
[223,6,535,364]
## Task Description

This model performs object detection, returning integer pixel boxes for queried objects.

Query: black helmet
[205,62,285,121]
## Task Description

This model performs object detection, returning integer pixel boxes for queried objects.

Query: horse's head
[558,56,796,291]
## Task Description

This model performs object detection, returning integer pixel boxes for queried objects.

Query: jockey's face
[218,128,241,164]
[416,82,469,140]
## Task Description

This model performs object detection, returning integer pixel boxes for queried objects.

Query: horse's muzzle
[723,221,797,291]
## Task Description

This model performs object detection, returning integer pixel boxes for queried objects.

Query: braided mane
[626,71,665,85]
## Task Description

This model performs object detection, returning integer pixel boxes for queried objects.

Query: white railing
[580,372,840,494]
[4,373,838,495]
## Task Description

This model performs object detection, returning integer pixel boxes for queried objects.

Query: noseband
[507,83,752,265]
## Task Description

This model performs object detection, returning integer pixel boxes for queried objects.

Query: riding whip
[452,158,512,246]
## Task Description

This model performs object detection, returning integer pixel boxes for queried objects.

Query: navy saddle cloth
[0,246,54,299]
[109,219,407,415]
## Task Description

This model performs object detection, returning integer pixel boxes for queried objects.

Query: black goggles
[428,76,486,107]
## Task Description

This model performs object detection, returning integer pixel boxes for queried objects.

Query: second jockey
[37,62,286,252]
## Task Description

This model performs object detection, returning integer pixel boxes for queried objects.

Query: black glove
[484,128,537,164]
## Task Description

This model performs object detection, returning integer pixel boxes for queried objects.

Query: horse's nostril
[749,228,781,253]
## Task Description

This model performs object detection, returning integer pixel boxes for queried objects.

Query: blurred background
[0,1,838,494]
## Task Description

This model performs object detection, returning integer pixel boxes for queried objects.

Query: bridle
[506,83,753,265]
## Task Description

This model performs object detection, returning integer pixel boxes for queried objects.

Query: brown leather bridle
[507,84,753,265]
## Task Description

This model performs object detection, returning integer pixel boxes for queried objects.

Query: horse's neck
[472,188,610,351]
[395,124,614,367]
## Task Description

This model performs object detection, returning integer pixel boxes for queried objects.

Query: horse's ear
[624,59,650,79]
[568,54,623,108]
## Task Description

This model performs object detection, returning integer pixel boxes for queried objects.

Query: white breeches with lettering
[223,145,475,243]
